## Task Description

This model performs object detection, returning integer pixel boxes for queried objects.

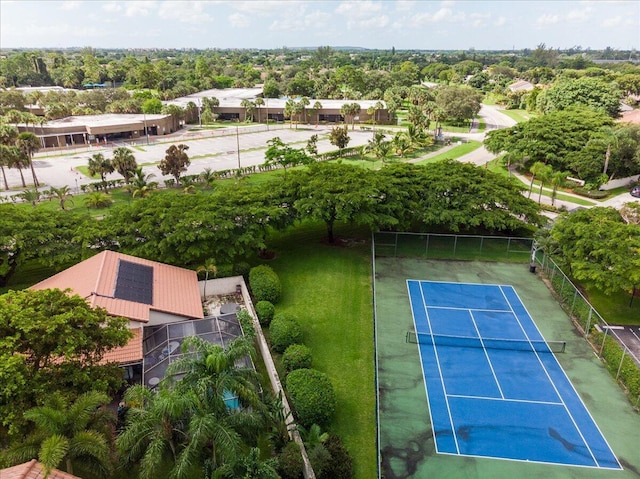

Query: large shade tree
[0,288,131,441]
[158,144,190,185]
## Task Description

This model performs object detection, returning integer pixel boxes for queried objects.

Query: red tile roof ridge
[91,250,109,307]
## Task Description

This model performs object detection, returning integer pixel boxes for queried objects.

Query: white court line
[406,280,459,455]
[427,305,510,313]
[469,310,505,399]
[499,285,601,468]
[447,393,563,406]
[507,285,621,469]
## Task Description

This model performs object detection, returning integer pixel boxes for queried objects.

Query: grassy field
[500,109,537,123]
[266,222,376,479]
[415,140,482,164]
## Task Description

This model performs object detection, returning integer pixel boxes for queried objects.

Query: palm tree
[392,132,412,158]
[216,448,279,479]
[536,163,553,204]
[112,147,137,184]
[117,385,193,479]
[16,132,40,188]
[87,153,114,190]
[550,171,569,206]
[4,391,114,478]
[312,101,322,125]
[528,161,548,199]
[165,336,264,476]
[197,259,218,300]
[129,167,157,198]
[48,185,74,210]
[19,188,41,207]
[284,99,296,129]
[199,167,217,189]
[299,96,310,124]
[240,99,255,123]
[84,192,113,209]
[0,144,13,190]
[254,97,265,123]
[5,145,29,187]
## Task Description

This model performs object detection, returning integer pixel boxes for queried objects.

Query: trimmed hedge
[278,441,304,479]
[319,434,354,479]
[249,265,282,304]
[286,368,336,428]
[269,313,303,353]
[255,300,275,326]
[283,344,312,372]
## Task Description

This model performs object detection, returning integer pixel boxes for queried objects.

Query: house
[0,460,83,479]
[508,80,534,92]
[30,251,204,381]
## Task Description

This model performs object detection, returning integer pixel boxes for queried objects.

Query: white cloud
[493,16,506,27]
[566,7,592,23]
[441,0,455,6]
[350,14,389,29]
[232,0,295,15]
[125,1,156,17]
[102,2,122,13]
[157,1,213,23]
[60,1,82,10]
[336,1,383,18]
[600,16,622,28]
[304,11,331,28]
[229,13,249,28]
[395,0,415,12]
[536,13,560,26]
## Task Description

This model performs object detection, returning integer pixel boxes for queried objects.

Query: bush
[249,265,282,304]
[255,300,275,326]
[572,187,609,199]
[270,314,303,353]
[278,441,304,479]
[236,309,256,339]
[286,368,336,428]
[283,344,312,372]
[234,261,251,279]
[319,434,353,479]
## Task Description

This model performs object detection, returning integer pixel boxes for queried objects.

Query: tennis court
[407,280,620,469]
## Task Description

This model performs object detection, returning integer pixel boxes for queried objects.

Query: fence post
[571,289,578,315]
[599,327,609,356]
[453,236,458,259]
[394,232,398,257]
[479,236,484,255]
[616,348,627,380]
[584,308,593,336]
[560,274,566,297]
[425,234,430,258]
[507,237,511,255]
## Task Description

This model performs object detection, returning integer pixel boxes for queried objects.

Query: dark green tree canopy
[0,288,131,440]
[536,77,622,117]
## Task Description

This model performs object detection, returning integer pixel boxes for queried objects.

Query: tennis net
[406,331,566,353]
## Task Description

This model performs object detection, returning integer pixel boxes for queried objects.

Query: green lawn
[585,285,640,326]
[266,222,376,479]
[500,109,537,123]
[415,140,482,164]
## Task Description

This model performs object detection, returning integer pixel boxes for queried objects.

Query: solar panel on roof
[114,260,153,305]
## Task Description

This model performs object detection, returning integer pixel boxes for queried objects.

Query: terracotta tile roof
[31,251,203,323]
[619,109,640,125]
[101,327,143,364]
[1,460,83,479]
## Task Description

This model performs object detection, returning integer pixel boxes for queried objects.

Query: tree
[550,171,569,206]
[288,162,378,243]
[141,97,162,114]
[528,161,549,199]
[364,131,392,164]
[329,126,350,154]
[263,137,312,178]
[84,192,113,208]
[4,391,115,478]
[18,187,41,207]
[434,85,482,124]
[0,124,20,190]
[254,97,265,123]
[197,259,218,299]
[547,207,640,297]
[218,447,279,479]
[111,147,137,184]
[306,134,319,157]
[158,144,190,186]
[3,144,28,187]
[240,98,255,122]
[340,102,361,130]
[0,288,131,440]
[16,132,40,188]
[536,77,622,117]
[87,153,114,188]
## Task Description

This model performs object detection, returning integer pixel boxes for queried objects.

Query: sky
[1,0,638,51]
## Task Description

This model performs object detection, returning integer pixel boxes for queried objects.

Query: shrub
[249,265,282,304]
[270,314,303,353]
[278,441,304,479]
[215,263,234,278]
[236,309,256,339]
[283,344,312,372]
[286,368,336,428]
[319,434,353,479]
[255,300,275,326]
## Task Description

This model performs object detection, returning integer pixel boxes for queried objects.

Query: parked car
[631,186,640,198]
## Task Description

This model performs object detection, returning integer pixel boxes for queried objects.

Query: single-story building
[15,113,176,148]
[1,459,83,479]
[508,80,535,92]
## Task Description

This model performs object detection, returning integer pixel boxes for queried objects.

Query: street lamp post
[143,111,150,145]
[236,126,241,170]
[265,98,269,131]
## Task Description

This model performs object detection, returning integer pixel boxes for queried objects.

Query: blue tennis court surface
[407,280,621,469]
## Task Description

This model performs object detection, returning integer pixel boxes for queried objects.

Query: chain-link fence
[535,251,640,410]
[373,231,533,262]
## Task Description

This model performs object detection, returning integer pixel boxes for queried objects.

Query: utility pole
[236,125,241,169]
